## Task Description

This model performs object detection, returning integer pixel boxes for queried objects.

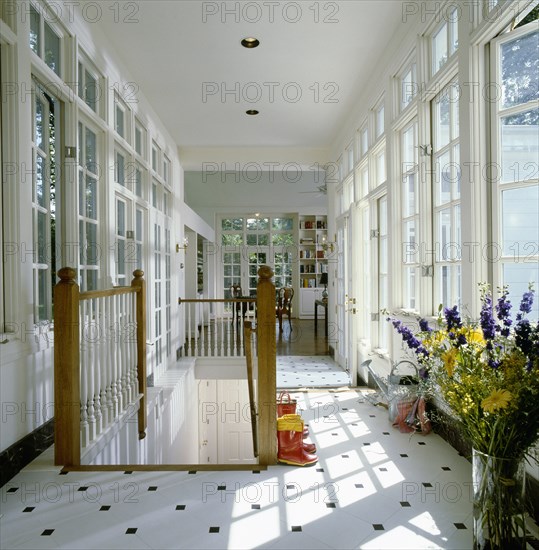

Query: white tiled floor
[0,388,482,549]
[277,356,350,388]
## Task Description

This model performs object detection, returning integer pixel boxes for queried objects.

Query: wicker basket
[387,360,419,423]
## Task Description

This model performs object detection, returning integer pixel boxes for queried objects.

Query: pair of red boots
[276,392,317,466]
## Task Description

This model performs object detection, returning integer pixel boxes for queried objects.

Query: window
[431,7,458,76]
[491,22,539,319]
[29,4,62,76]
[360,127,369,157]
[114,94,129,142]
[152,141,160,174]
[375,102,385,139]
[116,198,128,286]
[115,149,126,187]
[432,80,461,308]
[163,155,171,185]
[377,195,389,349]
[154,222,162,368]
[375,149,386,188]
[135,120,146,158]
[135,164,144,198]
[401,63,417,111]
[400,120,419,310]
[135,207,144,270]
[78,121,100,291]
[78,57,101,114]
[246,217,269,246]
[31,82,59,322]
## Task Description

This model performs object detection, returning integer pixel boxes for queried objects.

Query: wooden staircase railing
[54,268,147,466]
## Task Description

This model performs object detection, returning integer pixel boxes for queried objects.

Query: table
[314,299,328,338]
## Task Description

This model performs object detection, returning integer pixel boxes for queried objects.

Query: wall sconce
[176,236,189,252]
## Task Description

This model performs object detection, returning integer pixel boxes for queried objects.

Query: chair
[276,287,294,332]
[230,283,247,324]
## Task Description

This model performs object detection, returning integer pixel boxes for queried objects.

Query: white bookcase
[298,215,327,318]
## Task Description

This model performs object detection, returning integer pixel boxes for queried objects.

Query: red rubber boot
[277,415,318,466]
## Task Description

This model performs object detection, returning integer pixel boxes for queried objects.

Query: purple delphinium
[516,289,535,321]
[444,306,463,331]
[419,318,432,333]
[495,289,512,337]
[388,318,429,358]
[480,293,497,343]
[514,289,537,370]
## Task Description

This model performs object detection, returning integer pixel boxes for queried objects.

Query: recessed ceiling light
[241,37,260,48]
[246,110,259,115]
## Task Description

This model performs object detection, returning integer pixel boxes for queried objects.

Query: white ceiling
[88,0,409,168]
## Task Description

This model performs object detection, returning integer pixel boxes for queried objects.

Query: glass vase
[472,448,527,549]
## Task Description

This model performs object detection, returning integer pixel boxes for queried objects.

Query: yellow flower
[442,348,458,376]
[466,328,485,346]
[481,389,512,413]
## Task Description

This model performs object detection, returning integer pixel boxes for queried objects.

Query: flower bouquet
[388,285,539,549]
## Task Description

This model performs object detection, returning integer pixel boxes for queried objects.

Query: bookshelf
[298,215,327,318]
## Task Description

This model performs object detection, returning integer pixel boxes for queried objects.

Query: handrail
[178,297,255,303]
[244,320,258,458]
[80,287,139,300]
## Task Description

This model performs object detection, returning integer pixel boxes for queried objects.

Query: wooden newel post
[256,265,277,465]
[131,270,147,440]
[54,267,80,466]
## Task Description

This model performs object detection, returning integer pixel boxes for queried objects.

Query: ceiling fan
[299,184,327,196]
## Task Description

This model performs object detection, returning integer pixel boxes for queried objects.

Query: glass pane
[37,269,47,321]
[258,234,269,245]
[44,22,60,75]
[272,217,293,231]
[85,128,97,173]
[501,31,539,109]
[454,144,461,198]
[36,154,45,207]
[136,209,142,239]
[232,265,241,277]
[403,173,416,217]
[222,234,242,245]
[37,211,47,263]
[116,153,125,185]
[30,5,41,55]
[86,270,97,291]
[152,183,157,207]
[272,233,294,246]
[361,128,368,155]
[135,168,142,197]
[402,125,416,166]
[116,105,124,137]
[439,265,451,307]
[224,265,232,276]
[502,185,539,255]
[86,176,97,219]
[376,151,385,185]
[35,97,44,149]
[501,109,539,183]
[135,127,142,155]
[246,218,257,230]
[448,8,458,55]
[376,105,384,137]
[502,263,539,321]
[435,150,451,205]
[117,200,125,236]
[402,67,414,108]
[78,171,84,215]
[432,23,448,74]
[247,234,257,245]
[86,222,98,264]
[403,221,416,263]
[85,69,97,111]
[437,208,452,261]
[434,92,450,150]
